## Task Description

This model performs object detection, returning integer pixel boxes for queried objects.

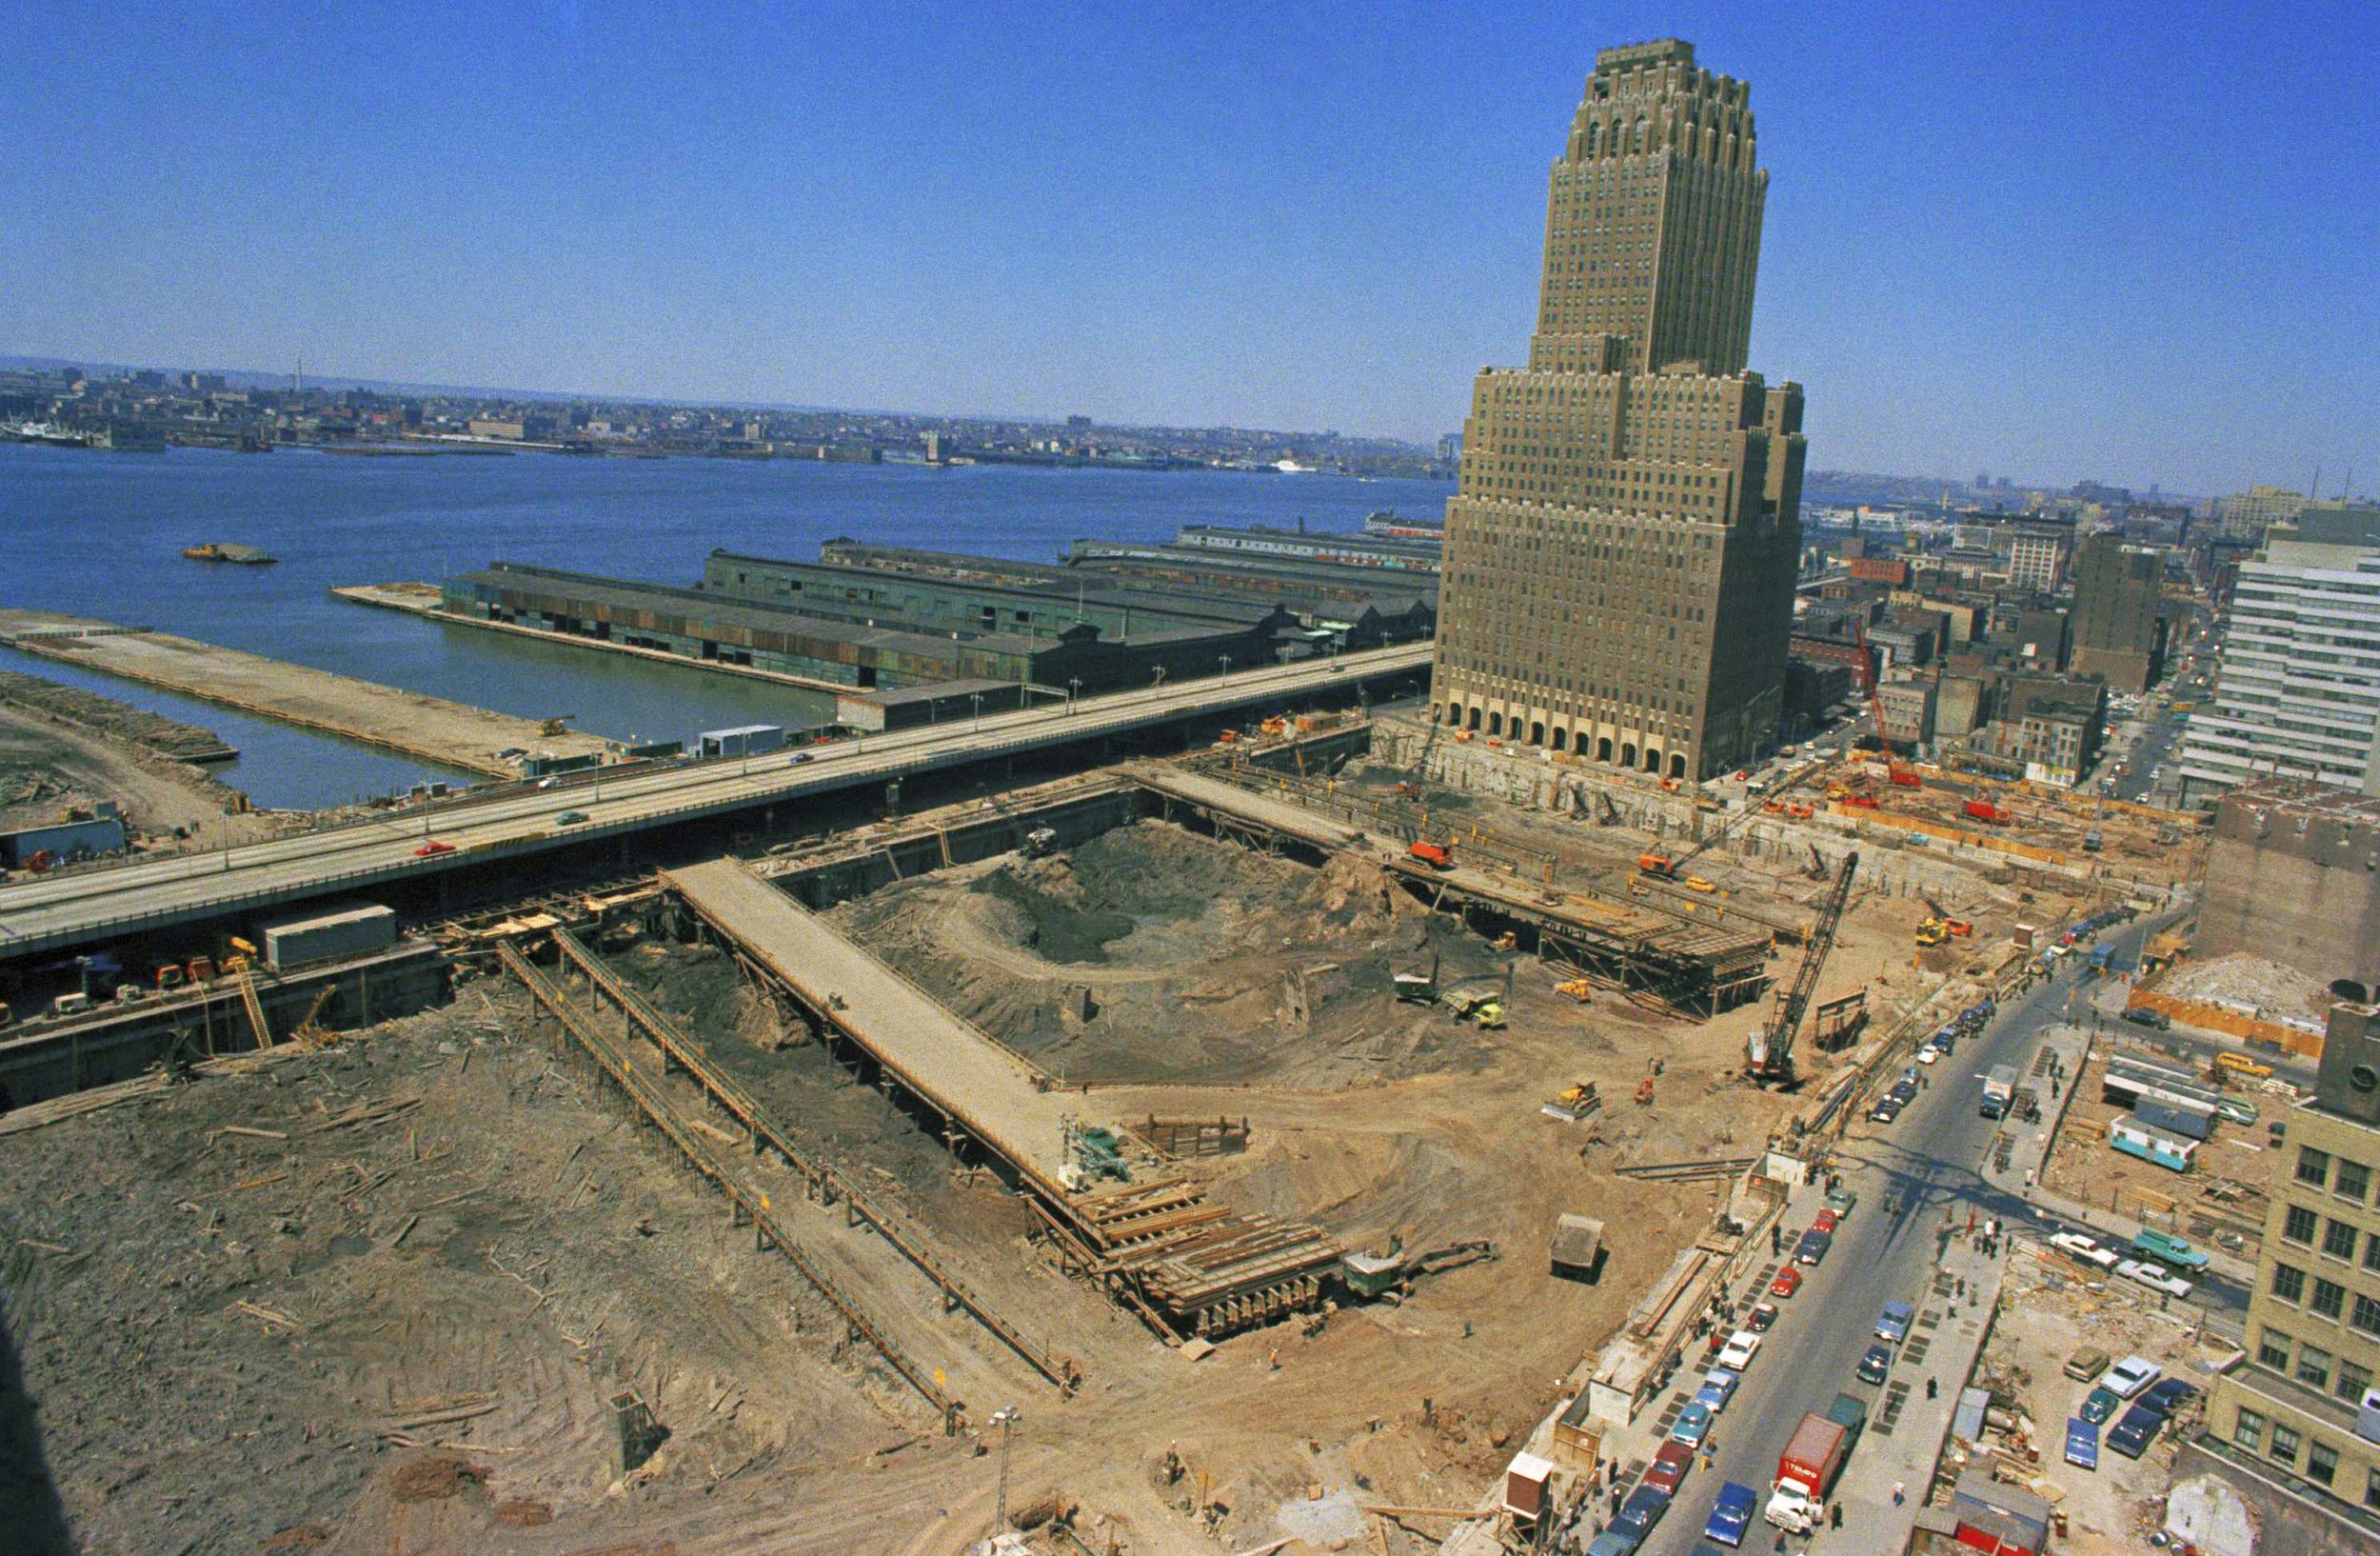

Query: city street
[1634,914,2237,1553]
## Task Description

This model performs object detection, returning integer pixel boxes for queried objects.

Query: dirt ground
[0,699,248,841]
[0,748,2126,1555]
[1976,1243,2232,1555]
[2041,1052,2271,1255]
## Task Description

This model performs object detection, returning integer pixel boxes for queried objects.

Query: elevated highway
[0,643,1428,960]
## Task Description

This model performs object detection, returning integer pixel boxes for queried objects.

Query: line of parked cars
[2065,1350,2198,1465]
[1588,1189,1879,1553]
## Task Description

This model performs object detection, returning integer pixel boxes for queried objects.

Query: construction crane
[1746,850,1859,1087]
[1853,615,1924,786]
[1854,615,1894,753]
[1639,755,1835,882]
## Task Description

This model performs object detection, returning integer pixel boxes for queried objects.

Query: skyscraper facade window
[1431,39,1805,781]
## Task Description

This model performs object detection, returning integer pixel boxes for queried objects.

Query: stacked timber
[1062,1176,1342,1339]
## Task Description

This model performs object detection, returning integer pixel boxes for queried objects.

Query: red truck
[1764,1409,1851,1533]
[1408,841,1455,870]
[1964,799,2009,824]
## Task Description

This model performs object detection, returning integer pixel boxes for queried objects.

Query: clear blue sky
[4,1,2373,493]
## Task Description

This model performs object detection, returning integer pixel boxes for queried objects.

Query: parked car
[1671,1401,1715,1448]
[1716,1331,1762,1371]
[2105,1357,2163,1398]
[2213,1095,2260,1127]
[2142,1378,2201,1413]
[1703,1481,1757,1547]
[2117,1258,2194,1300]
[1645,1439,1696,1494]
[2064,1416,2100,1471]
[1855,1342,1894,1385]
[1584,1534,1637,1556]
[1870,1098,1904,1124]
[1795,1229,1832,1266]
[1824,1187,1858,1219]
[2122,1007,2172,1030]
[1612,1485,1671,1546]
[1695,1368,1741,1414]
[1916,1045,1941,1066]
[2050,1231,2120,1269]
[1745,1301,1779,1333]
[2109,1403,2169,1458]
[1770,1267,1803,1299]
[2080,1386,2122,1425]
[2064,1347,2111,1383]
[1875,1300,1915,1343]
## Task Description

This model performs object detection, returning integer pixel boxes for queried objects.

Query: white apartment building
[2007,530,2066,593]
[2182,535,2380,804]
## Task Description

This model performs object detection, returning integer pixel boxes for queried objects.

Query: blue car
[1670,1399,1715,1447]
[1613,1485,1670,1546]
[1695,1367,1741,1414]
[2109,1402,2168,1459]
[1875,1300,1915,1343]
[1584,1533,1636,1556]
[2064,1416,2099,1470]
[1703,1481,1757,1546]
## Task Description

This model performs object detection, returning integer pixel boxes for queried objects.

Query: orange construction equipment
[1409,840,1456,870]
[1639,851,1676,877]
[1634,1077,1656,1106]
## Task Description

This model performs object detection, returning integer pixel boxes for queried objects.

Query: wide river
[0,443,1449,808]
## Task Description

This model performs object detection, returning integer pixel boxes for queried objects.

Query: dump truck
[1765,1410,1850,1533]
[1409,840,1456,869]
[1964,799,2010,824]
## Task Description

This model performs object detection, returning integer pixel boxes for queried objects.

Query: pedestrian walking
[1830,1502,1843,1529]
[1893,1481,1907,1506]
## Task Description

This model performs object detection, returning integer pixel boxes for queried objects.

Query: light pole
[971,691,982,730]
[1067,677,1082,713]
[1219,656,1231,685]
[989,1406,1020,1539]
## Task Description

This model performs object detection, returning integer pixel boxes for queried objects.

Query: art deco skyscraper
[1431,39,1805,782]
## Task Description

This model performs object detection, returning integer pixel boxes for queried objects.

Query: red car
[1770,1267,1803,1298]
[1812,1208,1841,1234]
[413,840,456,857]
[1746,1301,1780,1332]
[1643,1440,1696,1496]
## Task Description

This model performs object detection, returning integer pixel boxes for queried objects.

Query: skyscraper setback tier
[1431,38,1804,782]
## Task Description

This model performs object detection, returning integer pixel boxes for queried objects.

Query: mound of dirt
[389,1453,487,1504]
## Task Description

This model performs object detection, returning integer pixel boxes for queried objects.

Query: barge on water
[182,543,278,565]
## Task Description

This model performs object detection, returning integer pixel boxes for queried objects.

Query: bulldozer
[1541,1082,1601,1122]
[1554,977,1595,1005]
[538,715,576,737]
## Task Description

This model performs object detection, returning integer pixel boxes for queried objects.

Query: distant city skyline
[4,2,2372,493]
